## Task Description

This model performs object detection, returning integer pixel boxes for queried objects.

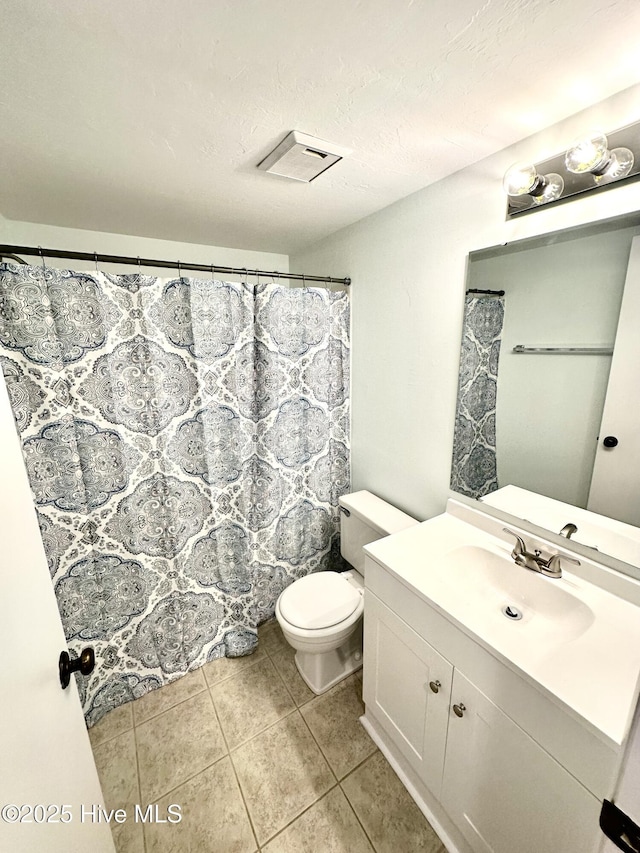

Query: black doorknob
[59,647,95,690]
[603,436,619,448]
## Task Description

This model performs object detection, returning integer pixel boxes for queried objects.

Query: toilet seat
[279,572,361,630]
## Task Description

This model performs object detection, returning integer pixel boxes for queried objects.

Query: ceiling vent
[257,131,350,182]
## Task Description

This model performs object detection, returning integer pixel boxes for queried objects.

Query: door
[588,235,640,526]
[0,373,115,853]
[362,592,453,797]
[441,670,601,853]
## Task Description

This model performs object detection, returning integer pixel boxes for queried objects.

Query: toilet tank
[339,490,419,576]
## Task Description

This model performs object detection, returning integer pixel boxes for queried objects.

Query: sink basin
[363,504,640,745]
[440,544,596,643]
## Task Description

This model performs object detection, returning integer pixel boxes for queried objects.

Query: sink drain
[502,604,523,621]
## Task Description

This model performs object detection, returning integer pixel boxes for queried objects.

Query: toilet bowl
[275,491,418,694]
[276,569,365,694]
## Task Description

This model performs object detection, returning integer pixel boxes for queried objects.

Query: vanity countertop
[364,509,640,748]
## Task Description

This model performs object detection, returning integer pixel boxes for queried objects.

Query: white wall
[291,83,640,522]
[0,217,288,277]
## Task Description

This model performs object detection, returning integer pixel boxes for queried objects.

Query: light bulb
[565,130,634,183]
[503,163,564,204]
[565,131,609,174]
[594,147,634,184]
[503,163,539,196]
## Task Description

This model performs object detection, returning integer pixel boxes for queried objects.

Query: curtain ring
[255,268,260,287]
[137,256,142,273]
[177,260,182,280]
[94,252,100,274]
[210,263,215,282]
[38,245,47,280]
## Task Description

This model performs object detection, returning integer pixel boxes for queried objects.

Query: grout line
[202,647,266,690]
[132,681,208,728]
[87,706,135,749]
[296,701,340,786]
[225,706,335,849]
[227,705,300,756]
[339,752,379,852]
[131,711,147,853]
[131,646,271,733]
[340,748,378,784]
[138,691,230,805]
[147,752,230,807]
[208,657,298,752]
[250,669,372,847]
[205,650,274,691]
[265,643,317,711]
[257,621,292,662]
[209,687,261,852]
[341,787,378,853]
[258,640,280,661]
[267,646,299,707]
[257,780,341,849]
[102,643,367,851]
[297,673,368,783]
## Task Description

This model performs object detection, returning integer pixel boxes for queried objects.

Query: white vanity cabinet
[441,669,601,853]
[362,559,609,853]
[363,591,452,797]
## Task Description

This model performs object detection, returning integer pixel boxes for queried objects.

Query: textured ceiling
[2,0,640,254]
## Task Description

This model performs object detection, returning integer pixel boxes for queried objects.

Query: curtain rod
[0,244,351,287]
[466,288,505,296]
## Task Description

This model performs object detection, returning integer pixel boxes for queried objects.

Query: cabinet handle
[453,702,466,718]
[429,680,441,694]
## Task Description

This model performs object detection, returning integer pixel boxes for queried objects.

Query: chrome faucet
[559,523,578,538]
[503,528,580,579]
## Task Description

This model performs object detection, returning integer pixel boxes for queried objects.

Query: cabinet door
[441,670,601,853]
[363,592,453,797]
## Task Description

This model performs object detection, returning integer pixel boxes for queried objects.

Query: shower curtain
[0,263,350,724]
[450,292,504,499]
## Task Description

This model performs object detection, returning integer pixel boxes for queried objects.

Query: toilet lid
[279,572,362,630]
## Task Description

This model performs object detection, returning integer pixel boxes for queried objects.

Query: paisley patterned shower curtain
[450,293,504,498]
[0,263,350,724]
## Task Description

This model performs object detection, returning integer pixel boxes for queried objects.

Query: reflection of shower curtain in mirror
[450,293,504,498]
[0,263,350,725]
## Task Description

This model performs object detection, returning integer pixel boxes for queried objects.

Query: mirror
[452,212,640,570]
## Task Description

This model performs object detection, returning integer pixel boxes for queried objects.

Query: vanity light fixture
[504,118,640,216]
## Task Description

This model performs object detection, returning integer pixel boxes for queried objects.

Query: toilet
[275,490,418,694]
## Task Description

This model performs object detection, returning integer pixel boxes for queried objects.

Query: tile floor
[90,619,446,853]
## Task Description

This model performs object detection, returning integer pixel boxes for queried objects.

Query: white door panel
[589,235,640,525]
[0,372,114,852]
